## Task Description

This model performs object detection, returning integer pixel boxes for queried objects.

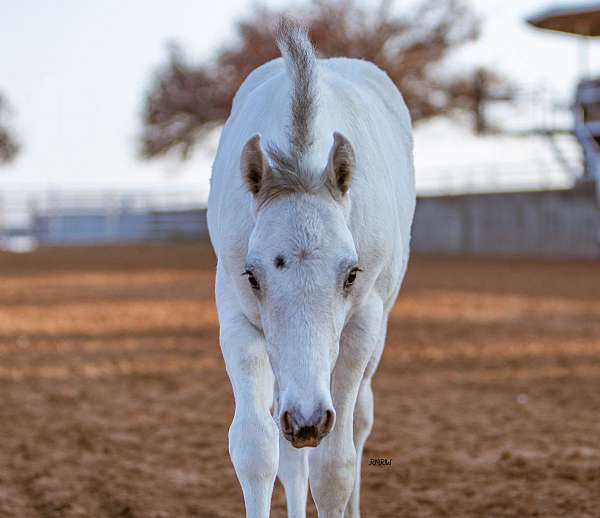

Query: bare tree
[140,0,482,159]
[0,93,19,164]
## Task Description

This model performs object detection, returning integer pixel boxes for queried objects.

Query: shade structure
[526,2,600,36]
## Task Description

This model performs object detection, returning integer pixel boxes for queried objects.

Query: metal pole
[578,35,591,79]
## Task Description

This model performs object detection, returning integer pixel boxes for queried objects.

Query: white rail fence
[0,189,208,251]
[417,157,578,196]
[0,150,591,253]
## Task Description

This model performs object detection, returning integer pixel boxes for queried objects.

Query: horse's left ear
[326,132,355,196]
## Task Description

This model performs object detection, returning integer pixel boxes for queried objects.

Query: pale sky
[1,0,598,196]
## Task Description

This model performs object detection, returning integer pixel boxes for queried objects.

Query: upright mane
[272,18,318,166]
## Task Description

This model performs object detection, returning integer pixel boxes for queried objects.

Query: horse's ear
[241,134,267,195]
[326,132,355,196]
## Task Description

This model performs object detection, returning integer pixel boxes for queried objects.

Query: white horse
[208,19,415,518]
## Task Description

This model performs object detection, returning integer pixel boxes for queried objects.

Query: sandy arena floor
[0,242,599,517]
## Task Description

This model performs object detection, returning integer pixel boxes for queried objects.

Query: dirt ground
[1,242,599,518]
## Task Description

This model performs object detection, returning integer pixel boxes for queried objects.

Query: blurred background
[1,1,600,517]
[1,0,600,254]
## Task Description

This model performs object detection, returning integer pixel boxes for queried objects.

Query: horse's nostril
[280,410,294,435]
[321,409,335,435]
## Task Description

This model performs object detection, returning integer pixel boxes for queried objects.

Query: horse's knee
[309,447,356,514]
[229,411,279,482]
[312,453,355,490]
[354,405,372,435]
[354,381,374,439]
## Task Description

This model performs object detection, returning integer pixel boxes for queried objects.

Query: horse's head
[240,132,360,448]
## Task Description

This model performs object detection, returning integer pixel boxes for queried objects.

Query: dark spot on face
[275,255,286,269]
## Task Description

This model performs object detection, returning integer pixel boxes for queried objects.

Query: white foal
[208,18,415,518]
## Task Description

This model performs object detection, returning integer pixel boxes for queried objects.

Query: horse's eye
[344,267,362,290]
[243,270,260,290]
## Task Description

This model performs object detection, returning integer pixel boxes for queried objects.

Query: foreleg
[308,296,384,518]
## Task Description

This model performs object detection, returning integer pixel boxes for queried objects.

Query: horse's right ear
[326,132,355,197]
[241,134,267,195]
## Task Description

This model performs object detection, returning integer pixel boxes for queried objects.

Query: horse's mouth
[283,430,322,449]
[291,435,321,448]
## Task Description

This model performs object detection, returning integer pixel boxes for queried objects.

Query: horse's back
[320,57,412,133]
[209,56,415,292]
